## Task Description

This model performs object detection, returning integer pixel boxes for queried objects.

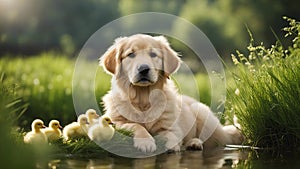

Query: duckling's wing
[24,132,47,143]
[88,125,101,140]
[63,124,75,139]
[24,132,33,143]
[102,126,115,141]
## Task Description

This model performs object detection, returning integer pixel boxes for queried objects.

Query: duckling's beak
[110,123,115,128]
[59,125,62,129]
[42,124,46,128]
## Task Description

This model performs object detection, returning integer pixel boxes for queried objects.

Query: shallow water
[48,148,300,169]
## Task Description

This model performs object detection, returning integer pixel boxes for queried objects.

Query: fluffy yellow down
[88,116,115,143]
[42,119,62,141]
[24,119,48,144]
[63,114,89,141]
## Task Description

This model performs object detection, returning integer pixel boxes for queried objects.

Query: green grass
[0,54,112,128]
[226,17,300,151]
[49,130,167,158]
[172,72,211,105]
[0,72,45,169]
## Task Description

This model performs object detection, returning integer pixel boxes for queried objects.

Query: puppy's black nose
[138,64,150,75]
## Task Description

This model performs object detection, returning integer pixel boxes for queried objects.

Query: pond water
[47,148,300,169]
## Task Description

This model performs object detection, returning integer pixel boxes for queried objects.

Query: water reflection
[48,148,251,169]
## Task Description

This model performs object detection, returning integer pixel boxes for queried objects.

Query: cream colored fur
[101,34,243,153]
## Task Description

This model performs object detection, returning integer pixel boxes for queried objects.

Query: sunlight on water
[48,149,247,169]
[0,0,19,11]
[47,149,300,169]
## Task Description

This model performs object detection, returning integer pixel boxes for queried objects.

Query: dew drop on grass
[234,89,240,96]
[33,78,40,85]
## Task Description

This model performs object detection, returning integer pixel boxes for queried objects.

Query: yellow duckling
[42,120,62,141]
[85,109,99,127]
[88,116,115,143]
[62,114,89,141]
[24,119,48,144]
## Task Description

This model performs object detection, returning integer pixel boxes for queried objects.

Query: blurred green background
[0,0,299,58]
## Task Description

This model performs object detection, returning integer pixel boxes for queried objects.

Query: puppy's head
[101,34,181,87]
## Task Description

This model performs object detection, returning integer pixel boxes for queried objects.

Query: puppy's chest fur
[129,86,152,111]
[103,80,179,132]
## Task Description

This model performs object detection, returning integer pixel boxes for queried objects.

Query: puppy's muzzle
[138,64,150,76]
[133,64,154,86]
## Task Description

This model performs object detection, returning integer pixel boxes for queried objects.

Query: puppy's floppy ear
[100,37,126,75]
[154,36,181,77]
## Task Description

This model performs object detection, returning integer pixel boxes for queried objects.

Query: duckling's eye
[127,52,135,58]
[149,52,157,58]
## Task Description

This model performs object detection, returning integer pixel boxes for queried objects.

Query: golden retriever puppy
[100,34,243,153]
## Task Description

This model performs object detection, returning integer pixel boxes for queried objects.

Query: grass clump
[49,128,133,157]
[0,72,45,169]
[226,17,300,151]
[48,128,168,158]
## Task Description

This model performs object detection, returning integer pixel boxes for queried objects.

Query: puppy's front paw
[165,139,181,153]
[166,145,181,153]
[133,137,156,153]
[185,138,203,151]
